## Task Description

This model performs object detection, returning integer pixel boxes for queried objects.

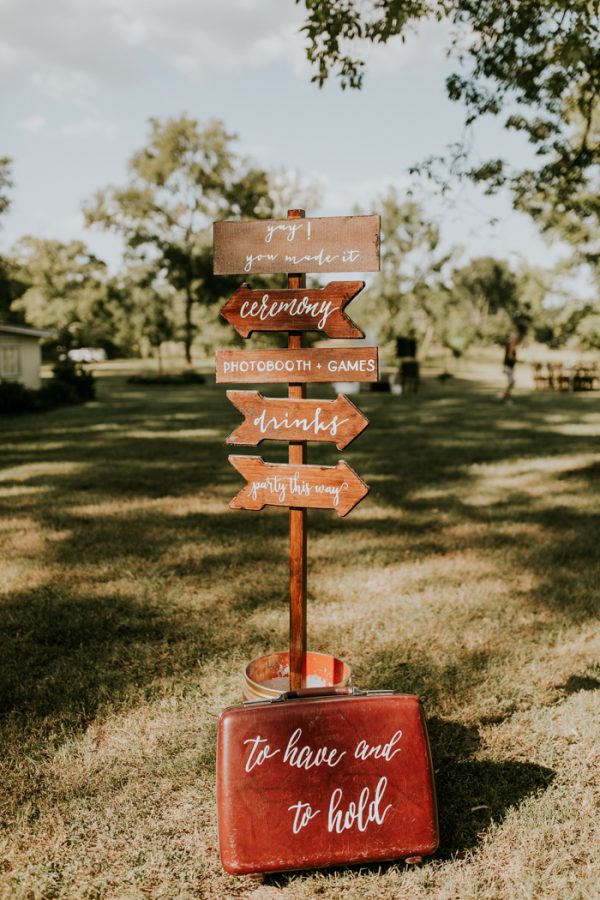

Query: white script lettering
[243,735,280,773]
[283,728,347,770]
[327,776,392,834]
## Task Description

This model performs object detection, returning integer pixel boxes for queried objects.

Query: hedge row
[0,360,96,415]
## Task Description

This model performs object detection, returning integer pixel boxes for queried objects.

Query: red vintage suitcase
[217,687,438,875]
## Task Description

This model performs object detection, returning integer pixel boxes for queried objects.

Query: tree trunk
[184,283,193,366]
[419,322,435,361]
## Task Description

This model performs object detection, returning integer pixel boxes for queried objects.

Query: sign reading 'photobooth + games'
[215,347,379,384]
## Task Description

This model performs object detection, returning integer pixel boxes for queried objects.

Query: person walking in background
[500,331,518,402]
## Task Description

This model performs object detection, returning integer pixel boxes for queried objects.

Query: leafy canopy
[0,157,12,220]
[11,237,112,348]
[297,1,600,248]
[84,116,275,361]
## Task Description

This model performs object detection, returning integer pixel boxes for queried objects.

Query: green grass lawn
[0,370,599,899]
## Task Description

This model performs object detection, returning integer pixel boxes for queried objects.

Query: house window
[0,345,21,379]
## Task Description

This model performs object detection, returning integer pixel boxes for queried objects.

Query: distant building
[0,324,52,390]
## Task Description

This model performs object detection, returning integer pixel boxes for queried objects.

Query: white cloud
[0,0,308,97]
[18,113,47,133]
[60,116,118,141]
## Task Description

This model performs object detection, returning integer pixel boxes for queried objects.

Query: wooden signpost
[214,210,380,690]
[225,391,369,450]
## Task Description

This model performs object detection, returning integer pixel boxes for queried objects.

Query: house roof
[0,323,53,339]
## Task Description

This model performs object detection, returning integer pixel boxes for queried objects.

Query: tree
[297,2,600,246]
[84,116,275,363]
[11,237,112,351]
[450,256,533,341]
[0,158,24,325]
[358,187,456,359]
[108,263,177,367]
[0,157,12,221]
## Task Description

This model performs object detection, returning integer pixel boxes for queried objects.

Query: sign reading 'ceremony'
[220,281,366,339]
[213,215,380,275]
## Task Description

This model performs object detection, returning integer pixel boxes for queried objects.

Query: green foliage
[0,380,35,414]
[10,237,112,351]
[549,301,600,350]
[297,1,600,248]
[0,358,95,415]
[127,370,206,386]
[451,256,534,341]
[0,158,26,326]
[0,255,27,325]
[50,357,96,402]
[84,116,276,362]
[0,156,12,220]
[358,187,457,359]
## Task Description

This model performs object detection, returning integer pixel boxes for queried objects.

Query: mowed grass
[0,369,599,899]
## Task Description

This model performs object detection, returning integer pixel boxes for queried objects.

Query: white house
[0,324,52,390]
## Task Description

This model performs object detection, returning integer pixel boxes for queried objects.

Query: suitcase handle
[276,686,362,701]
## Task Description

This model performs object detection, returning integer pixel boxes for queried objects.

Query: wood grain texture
[228,456,369,517]
[286,213,308,692]
[226,390,370,450]
[213,215,380,274]
[220,281,365,338]
[216,347,379,384]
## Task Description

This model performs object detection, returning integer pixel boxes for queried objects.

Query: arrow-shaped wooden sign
[220,281,365,338]
[226,391,369,450]
[228,456,369,517]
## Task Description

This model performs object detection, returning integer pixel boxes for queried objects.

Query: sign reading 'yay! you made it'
[213,215,380,274]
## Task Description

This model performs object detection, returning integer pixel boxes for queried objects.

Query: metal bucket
[243,650,351,701]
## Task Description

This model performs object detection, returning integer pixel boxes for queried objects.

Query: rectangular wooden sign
[217,692,439,874]
[228,456,369,517]
[220,281,365,338]
[213,215,380,275]
[226,391,369,450]
[215,347,378,384]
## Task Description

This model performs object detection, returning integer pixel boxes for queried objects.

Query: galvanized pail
[243,650,351,701]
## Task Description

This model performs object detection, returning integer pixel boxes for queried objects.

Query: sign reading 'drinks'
[216,348,378,384]
[226,391,369,451]
[220,281,365,339]
[228,456,368,517]
[213,215,380,275]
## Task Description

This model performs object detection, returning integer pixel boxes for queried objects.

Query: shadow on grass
[0,378,597,745]
[427,718,555,859]
[0,584,228,734]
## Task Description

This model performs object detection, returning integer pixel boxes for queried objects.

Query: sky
[0,0,578,283]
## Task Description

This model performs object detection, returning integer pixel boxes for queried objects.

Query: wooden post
[287,208,307,691]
